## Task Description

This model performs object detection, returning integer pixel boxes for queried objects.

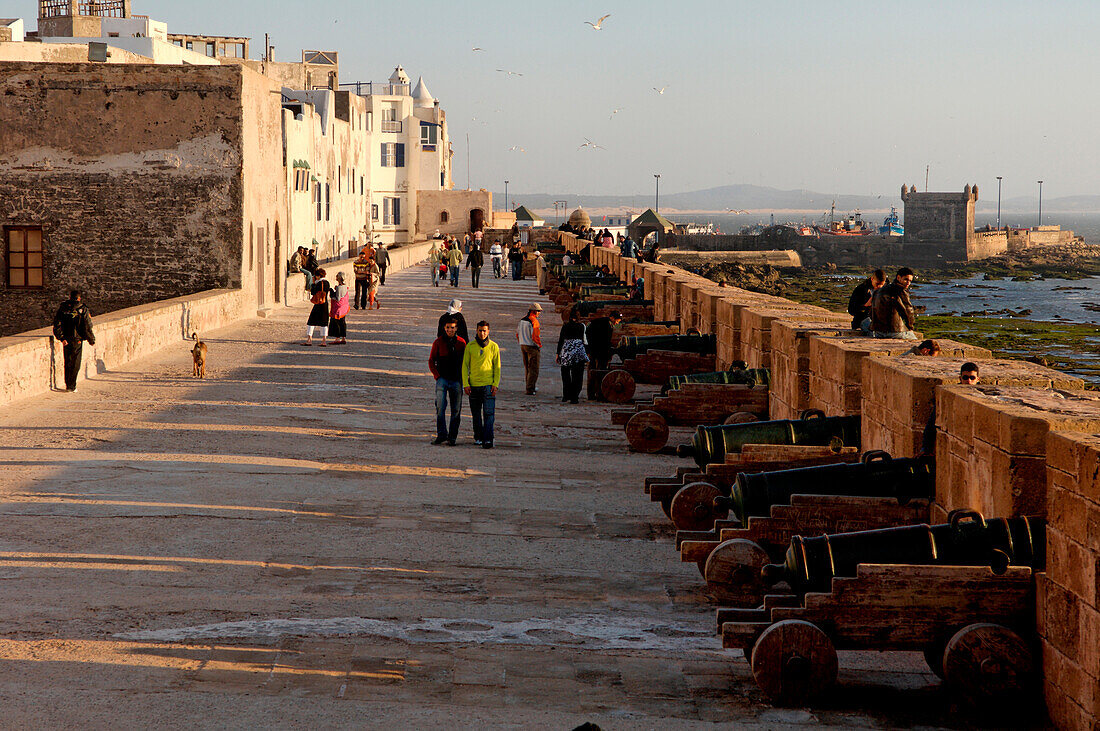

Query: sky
[11,0,1100,201]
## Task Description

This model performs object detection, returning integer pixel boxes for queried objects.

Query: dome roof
[412,76,435,108]
[389,66,410,85]
[568,208,591,229]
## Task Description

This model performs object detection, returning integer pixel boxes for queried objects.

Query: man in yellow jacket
[462,320,501,449]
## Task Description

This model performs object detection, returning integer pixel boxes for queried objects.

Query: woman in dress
[328,271,350,344]
[304,268,330,346]
[556,310,588,403]
[367,255,381,309]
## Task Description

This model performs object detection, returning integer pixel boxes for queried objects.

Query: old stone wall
[666,231,973,265]
[417,190,493,239]
[0,62,251,336]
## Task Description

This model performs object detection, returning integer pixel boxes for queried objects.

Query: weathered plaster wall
[417,190,492,238]
[0,62,250,336]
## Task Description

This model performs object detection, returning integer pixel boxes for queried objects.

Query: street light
[1037,180,1044,227]
[654,174,661,213]
[996,176,1002,229]
[505,180,510,212]
[555,199,568,223]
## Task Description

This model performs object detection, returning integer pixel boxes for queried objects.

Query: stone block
[1047,525,1097,606]
[1041,575,1083,660]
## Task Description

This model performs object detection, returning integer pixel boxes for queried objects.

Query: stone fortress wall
[568,232,1100,730]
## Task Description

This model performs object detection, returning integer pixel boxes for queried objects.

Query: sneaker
[482,442,493,449]
[446,440,457,446]
[431,436,447,445]
[474,439,483,445]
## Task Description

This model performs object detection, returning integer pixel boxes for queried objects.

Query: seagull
[609,108,622,119]
[652,86,667,95]
[725,208,749,215]
[496,69,524,76]
[509,146,526,153]
[585,13,611,30]
[579,138,604,150]
[472,47,485,52]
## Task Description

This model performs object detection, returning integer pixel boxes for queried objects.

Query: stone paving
[0,262,970,728]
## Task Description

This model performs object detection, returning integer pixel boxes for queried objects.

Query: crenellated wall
[558,235,1098,728]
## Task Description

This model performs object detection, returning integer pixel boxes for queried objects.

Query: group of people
[847,266,918,339]
[301,245,388,346]
[429,299,501,448]
[427,229,533,288]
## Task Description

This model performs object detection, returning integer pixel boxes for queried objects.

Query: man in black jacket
[585,312,622,370]
[846,269,885,332]
[52,290,95,392]
[374,245,390,285]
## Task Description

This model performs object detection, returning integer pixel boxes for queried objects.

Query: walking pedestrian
[328,272,350,344]
[447,244,463,287]
[466,245,484,288]
[516,302,542,395]
[489,240,504,278]
[428,241,443,287]
[353,248,371,308]
[303,268,330,346]
[366,255,381,309]
[535,250,548,295]
[585,311,621,370]
[462,320,501,449]
[437,299,469,343]
[374,245,390,285]
[52,290,95,392]
[428,317,466,445]
[508,244,525,281]
[557,310,588,403]
[871,267,918,340]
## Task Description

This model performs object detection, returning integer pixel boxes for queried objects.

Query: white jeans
[307,325,328,338]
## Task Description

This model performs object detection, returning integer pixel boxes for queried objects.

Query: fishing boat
[815,210,873,236]
[879,207,904,236]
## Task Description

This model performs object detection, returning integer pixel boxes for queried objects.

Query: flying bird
[725,208,749,215]
[496,69,524,76]
[472,47,485,52]
[579,138,605,150]
[509,146,526,153]
[652,86,667,95]
[609,108,622,119]
[585,14,611,30]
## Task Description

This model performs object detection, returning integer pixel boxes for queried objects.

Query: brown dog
[191,332,207,378]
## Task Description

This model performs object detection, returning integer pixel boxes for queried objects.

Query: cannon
[676,410,861,468]
[762,510,1045,595]
[571,299,653,318]
[579,286,631,299]
[615,333,716,361]
[668,450,931,532]
[665,367,770,393]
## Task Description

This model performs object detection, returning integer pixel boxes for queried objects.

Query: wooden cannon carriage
[612,385,769,452]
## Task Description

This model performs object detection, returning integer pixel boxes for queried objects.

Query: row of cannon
[543,257,1046,713]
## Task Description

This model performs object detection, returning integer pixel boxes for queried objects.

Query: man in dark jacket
[437,299,469,343]
[871,267,917,339]
[374,245,390,285]
[465,246,484,288]
[52,290,95,392]
[846,269,886,332]
[428,317,467,445]
[585,312,622,370]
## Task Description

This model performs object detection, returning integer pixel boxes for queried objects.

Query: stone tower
[38,0,133,38]
[900,184,978,245]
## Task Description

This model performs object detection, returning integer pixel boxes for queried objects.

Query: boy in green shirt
[462,320,501,448]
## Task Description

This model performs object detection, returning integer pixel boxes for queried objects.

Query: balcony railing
[380,120,402,133]
[338,81,410,97]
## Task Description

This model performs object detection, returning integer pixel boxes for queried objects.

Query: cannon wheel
[704,538,771,606]
[625,410,669,453]
[670,481,725,532]
[942,623,1036,708]
[751,619,838,706]
[724,411,759,425]
[601,369,636,403]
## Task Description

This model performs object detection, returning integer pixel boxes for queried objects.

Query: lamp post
[555,199,568,223]
[1037,180,1043,227]
[505,180,510,212]
[654,174,661,213]
[996,176,1002,229]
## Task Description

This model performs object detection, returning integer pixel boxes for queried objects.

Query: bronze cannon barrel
[615,333,717,361]
[761,511,1045,594]
[676,410,861,468]
[666,367,770,392]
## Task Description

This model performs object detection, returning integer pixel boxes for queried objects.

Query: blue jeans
[431,264,439,285]
[435,378,462,441]
[468,385,496,444]
[449,265,460,286]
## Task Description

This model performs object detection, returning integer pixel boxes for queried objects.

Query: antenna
[925,165,929,192]
[466,132,471,190]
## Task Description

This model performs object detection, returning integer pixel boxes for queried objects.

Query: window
[249,224,254,271]
[337,166,341,193]
[371,204,379,221]
[206,42,216,57]
[359,176,364,195]
[5,226,44,288]
[315,184,322,221]
[440,211,449,223]
[185,41,193,51]
[383,197,401,226]
[380,143,405,168]
[420,123,438,150]
[325,184,331,221]
[381,104,401,133]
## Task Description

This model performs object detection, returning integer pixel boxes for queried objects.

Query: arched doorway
[274,222,282,303]
[470,208,485,232]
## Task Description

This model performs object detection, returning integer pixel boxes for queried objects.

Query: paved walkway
[0,262,949,728]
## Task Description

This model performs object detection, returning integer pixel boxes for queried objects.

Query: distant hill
[499,183,1100,214]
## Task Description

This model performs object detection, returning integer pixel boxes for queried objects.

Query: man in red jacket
[428,317,467,445]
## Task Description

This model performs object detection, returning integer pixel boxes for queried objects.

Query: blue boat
[879,207,904,236]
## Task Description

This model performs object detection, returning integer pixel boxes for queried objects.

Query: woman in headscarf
[437,299,469,343]
[556,309,588,403]
[304,268,330,346]
[328,271,350,344]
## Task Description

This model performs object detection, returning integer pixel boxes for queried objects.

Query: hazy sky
[13,0,1099,200]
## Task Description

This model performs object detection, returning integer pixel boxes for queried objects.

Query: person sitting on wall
[289,246,310,289]
[871,267,917,340]
[910,339,941,356]
[847,269,886,333]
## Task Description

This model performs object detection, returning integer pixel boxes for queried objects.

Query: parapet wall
[0,241,434,409]
[562,235,1098,729]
